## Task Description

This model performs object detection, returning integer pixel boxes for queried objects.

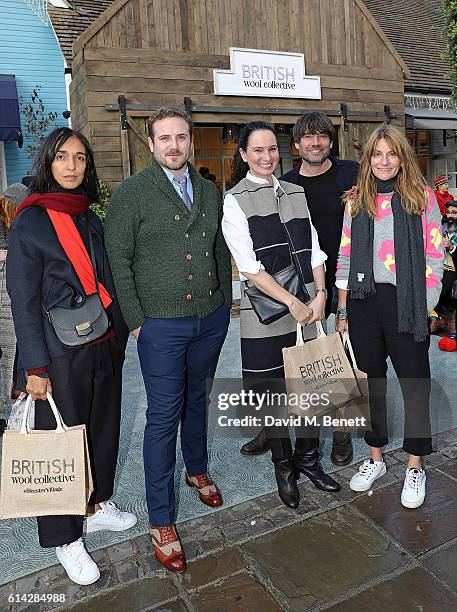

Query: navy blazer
[6,206,129,372]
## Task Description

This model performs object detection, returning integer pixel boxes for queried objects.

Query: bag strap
[315,321,326,338]
[276,191,308,292]
[342,331,359,370]
[296,323,304,346]
[20,392,68,435]
[296,320,326,346]
[85,219,100,296]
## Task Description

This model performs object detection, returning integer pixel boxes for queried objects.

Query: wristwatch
[315,286,328,297]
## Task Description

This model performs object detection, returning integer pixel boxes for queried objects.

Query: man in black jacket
[241,112,359,465]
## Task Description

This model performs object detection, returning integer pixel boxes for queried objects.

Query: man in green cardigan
[105,107,232,573]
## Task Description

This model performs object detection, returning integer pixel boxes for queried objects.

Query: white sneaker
[85,501,137,533]
[401,467,426,509]
[349,458,387,491]
[56,539,100,585]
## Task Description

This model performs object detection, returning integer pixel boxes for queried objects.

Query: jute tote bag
[0,393,93,519]
[283,322,361,419]
[332,332,371,433]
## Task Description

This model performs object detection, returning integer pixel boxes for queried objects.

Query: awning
[405,106,457,130]
[0,74,22,146]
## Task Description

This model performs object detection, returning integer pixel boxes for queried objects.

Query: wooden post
[119,95,131,179]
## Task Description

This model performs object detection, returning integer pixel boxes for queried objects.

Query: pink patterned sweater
[335,186,444,312]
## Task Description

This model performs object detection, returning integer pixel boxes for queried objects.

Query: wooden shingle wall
[70,0,406,190]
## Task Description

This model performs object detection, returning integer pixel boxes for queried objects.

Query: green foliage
[443,0,457,101]
[90,180,111,223]
[19,85,58,163]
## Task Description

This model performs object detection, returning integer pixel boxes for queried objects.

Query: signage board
[213,47,321,99]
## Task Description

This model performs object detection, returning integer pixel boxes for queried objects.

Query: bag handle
[20,392,68,435]
[296,320,326,346]
[342,331,359,370]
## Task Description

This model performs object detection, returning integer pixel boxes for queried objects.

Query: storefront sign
[214,48,321,99]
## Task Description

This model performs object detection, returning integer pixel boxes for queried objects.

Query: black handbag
[45,225,109,347]
[244,264,310,325]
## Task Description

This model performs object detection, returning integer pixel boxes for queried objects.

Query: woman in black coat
[7,128,136,586]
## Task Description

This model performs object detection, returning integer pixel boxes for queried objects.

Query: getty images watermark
[208,379,369,437]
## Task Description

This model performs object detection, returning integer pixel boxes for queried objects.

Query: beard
[301,150,330,166]
[444,220,457,238]
[163,158,188,171]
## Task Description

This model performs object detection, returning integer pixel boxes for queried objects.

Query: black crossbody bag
[45,226,109,346]
[244,202,310,325]
[245,264,309,325]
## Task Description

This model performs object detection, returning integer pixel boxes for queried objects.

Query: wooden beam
[73,0,130,56]
[118,95,131,179]
[354,0,410,78]
[126,115,149,147]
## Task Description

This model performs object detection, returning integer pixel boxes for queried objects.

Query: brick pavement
[2,429,457,612]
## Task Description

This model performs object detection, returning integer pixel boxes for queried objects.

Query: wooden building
[61,0,408,192]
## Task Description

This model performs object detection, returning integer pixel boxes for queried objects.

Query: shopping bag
[7,393,34,431]
[332,332,371,433]
[0,393,93,519]
[283,322,361,420]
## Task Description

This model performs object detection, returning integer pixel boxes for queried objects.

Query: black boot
[293,449,341,492]
[240,428,269,455]
[273,459,300,508]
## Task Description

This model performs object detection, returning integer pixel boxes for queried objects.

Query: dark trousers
[348,284,432,456]
[35,337,123,548]
[267,425,320,461]
[137,304,229,526]
[436,269,457,330]
[247,377,319,461]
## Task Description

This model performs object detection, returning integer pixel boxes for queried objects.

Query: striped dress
[223,173,325,381]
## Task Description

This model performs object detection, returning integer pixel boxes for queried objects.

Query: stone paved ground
[2,429,457,612]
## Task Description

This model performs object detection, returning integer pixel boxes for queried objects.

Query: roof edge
[357,0,410,79]
[72,0,130,57]
[70,0,412,81]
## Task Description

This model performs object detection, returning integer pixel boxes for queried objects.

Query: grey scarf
[348,178,428,342]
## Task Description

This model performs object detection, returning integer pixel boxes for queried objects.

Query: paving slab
[242,505,407,611]
[422,539,457,591]
[60,575,178,612]
[437,459,457,480]
[222,516,275,543]
[179,547,247,590]
[326,567,457,611]
[0,583,14,612]
[353,470,457,555]
[188,572,282,611]
[196,527,226,554]
[150,600,188,611]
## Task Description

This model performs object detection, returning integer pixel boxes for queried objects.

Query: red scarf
[15,193,112,308]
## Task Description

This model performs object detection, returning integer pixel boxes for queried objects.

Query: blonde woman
[335,125,443,508]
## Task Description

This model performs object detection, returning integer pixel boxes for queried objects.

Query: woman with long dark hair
[335,124,444,508]
[6,127,137,585]
[222,121,340,508]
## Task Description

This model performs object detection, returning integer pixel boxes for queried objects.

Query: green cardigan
[105,160,232,330]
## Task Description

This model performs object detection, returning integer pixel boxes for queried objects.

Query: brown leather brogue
[185,472,223,507]
[149,524,186,573]
[331,431,353,466]
[240,428,269,455]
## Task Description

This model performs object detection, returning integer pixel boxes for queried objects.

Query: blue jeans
[137,304,229,525]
